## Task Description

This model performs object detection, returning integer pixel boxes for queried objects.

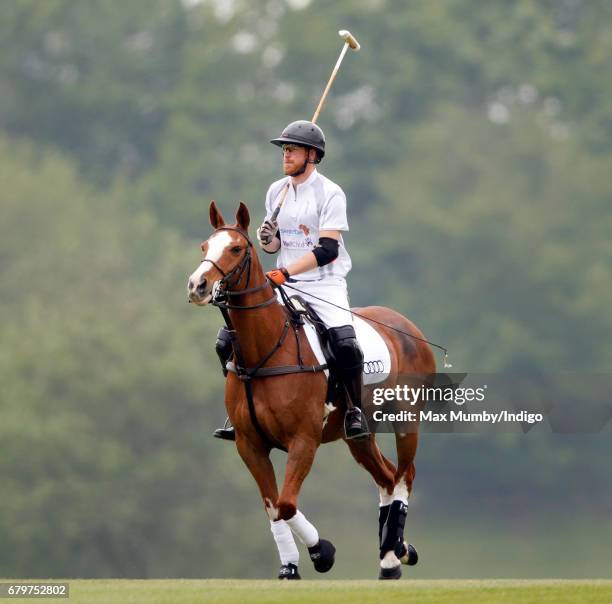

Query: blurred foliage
[0,0,610,579]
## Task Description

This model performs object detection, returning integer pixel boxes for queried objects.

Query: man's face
[282,144,313,175]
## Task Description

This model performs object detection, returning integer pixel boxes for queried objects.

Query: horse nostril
[197,279,207,293]
[188,279,194,291]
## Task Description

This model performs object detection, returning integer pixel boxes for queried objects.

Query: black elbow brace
[312,237,339,267]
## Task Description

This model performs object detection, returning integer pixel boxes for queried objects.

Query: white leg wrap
[286,510,319,548]
[270,519,299,566]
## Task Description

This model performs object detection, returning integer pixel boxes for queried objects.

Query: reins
[279,282,453,369]
[204,225,451,453]
[207,226,326,451]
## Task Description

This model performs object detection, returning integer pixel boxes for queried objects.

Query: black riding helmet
[270,120,325,163]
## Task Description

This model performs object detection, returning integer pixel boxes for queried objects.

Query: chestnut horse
[187,202,436,579]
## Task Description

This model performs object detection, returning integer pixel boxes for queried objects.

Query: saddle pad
[302,315,391,385]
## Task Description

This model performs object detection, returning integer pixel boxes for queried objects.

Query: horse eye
[231,246,242,254]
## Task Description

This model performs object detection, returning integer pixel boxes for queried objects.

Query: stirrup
[344,408,370,440]
[213,417,235,441]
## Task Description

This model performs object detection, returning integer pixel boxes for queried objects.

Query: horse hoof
[378,564,402,580]
[397,541,419,566]
[308,538,336,573]
[278,563,301,580]
[405,543,418,566]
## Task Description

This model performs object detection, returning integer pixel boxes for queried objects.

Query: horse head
[187,201,258,305]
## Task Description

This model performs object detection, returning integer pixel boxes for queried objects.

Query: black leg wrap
[308,538,336,573]
[378,504,390,548]
[278,563,301,580]
[215,326,233,377]
[379,500,408,559]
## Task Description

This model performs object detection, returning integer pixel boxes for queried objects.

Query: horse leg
[343,437,405,578]
[235,437,301,579]
[345,436,396,494]
[378,432,420,579]
[274,437,336,573]
[394,432,419,565]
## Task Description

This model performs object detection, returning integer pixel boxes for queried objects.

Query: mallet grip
[270,182,290,222]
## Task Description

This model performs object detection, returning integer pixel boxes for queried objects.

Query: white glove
[257,220,279,245]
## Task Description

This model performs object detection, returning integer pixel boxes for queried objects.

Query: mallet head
[338,29,360,51]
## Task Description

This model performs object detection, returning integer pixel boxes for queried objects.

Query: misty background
[1,0,610,579]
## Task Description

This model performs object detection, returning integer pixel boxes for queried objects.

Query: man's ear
[235,202,250,231]
[209,201,226,229]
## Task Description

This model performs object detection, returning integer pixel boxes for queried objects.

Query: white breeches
[279,277,354,327]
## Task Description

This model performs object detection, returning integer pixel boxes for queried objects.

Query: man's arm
[285,230,340,276]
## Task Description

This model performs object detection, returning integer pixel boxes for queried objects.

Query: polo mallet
[312,29,361,123]
[269,29,361,223]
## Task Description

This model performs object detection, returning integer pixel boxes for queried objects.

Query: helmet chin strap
[289,148,317,177]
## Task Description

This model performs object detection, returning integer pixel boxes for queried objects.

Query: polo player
[214,120,369,441]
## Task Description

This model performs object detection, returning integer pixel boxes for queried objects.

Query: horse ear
[209,201,226,229]
[235,202,250,231]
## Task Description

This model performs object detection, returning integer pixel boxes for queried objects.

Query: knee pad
[328,325,363,370]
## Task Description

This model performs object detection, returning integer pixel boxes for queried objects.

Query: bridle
[202,226,277,311]
[200,225,326,452]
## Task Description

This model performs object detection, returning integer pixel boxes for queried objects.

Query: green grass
[9,579,612,604]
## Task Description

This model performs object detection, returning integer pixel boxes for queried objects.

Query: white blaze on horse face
[205,229,233,264]
[189,230,233,291]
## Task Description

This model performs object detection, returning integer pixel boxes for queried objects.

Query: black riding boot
[328,325,370,440]
[212,326,236,441]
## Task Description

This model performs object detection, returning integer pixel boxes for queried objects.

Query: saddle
[282,293,392,386]
[284,294,342,406]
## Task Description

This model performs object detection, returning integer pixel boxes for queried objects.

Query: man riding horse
[213,120,369,441]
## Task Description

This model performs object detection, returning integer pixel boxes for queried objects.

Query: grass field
[8,579,611,604]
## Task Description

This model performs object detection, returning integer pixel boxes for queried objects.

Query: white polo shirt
[264,170,352,281]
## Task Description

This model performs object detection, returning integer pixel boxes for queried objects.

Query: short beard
[287,153,314,177]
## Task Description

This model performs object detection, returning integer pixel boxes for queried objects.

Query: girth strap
[226,361,328,380]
